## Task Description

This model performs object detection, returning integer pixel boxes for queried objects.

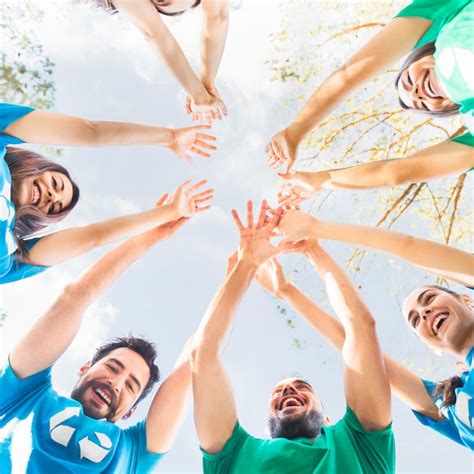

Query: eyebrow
[108,358,142,391]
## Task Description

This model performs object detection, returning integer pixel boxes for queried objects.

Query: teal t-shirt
[0,361,164,473]
[0,103,48,284]
[396,0,474,143]
[202,406,395,474]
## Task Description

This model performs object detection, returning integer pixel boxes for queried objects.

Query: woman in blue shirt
[0,103,216,283]
[268,0,474,202]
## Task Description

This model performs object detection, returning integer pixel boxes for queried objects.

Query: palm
[168,126,217,163]
[266,129,299,171]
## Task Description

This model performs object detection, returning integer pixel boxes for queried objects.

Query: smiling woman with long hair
[0,102,216,283]
[268,0,474,203]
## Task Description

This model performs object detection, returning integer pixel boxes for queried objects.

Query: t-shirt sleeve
[452,131,474,147]
[201,421,250,474]
[341,406,396,474]
[121,420,165,473]
[412,379,465,446]
[0,238,49,284]
[0,103,36,146]
[0,359,52,422]
[395,0,464,21]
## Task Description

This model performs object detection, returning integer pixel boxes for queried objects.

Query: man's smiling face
[71,348,151,422]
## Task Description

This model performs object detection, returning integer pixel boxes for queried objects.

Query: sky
[0,1,473,472]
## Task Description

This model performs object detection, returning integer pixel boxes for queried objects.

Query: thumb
[277,172,294,181]
[285,160,295,173]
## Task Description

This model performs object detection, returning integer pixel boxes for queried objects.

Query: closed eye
[411,315,420,328]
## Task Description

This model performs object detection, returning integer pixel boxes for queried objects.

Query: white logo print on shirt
[49,407,112,463]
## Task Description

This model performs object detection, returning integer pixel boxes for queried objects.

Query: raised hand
[167,125,217,163]
[170,179,214,219]
[277,209,316,244]
[255,258,291,298]
[278,171,318,205]
[231,200,287,266]
[185,89,228,124]
[265,128,299,172]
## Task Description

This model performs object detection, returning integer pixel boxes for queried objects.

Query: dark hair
[91,335,160,404]
[268,410,323,440]
[434,375,464,408]
[5,147,80,257]
[394,41,460,117]
[98,0,201,16]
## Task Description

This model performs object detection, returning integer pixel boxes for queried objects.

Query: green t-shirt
[397,0,474,144]
[202,406,395,474]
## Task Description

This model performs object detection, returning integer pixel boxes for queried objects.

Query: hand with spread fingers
[277,171,320,205]
[231,200,288,266]
[255,258,293,298]
[168,125,217,163]
[170,179,214,219]
[265,128,299,173]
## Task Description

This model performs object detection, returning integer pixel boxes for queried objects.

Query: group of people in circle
[0,0,472,472]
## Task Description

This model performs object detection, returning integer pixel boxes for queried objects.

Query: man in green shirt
[190,201,395,473]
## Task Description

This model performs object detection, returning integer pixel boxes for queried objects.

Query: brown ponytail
[434,375,464,408]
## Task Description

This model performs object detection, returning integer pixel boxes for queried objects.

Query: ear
[122,405,137,421]
[460,293,472,308]
[77,361,92,377]
[322,415,331,426]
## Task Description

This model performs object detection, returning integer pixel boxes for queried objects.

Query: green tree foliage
[0,1,55,109]
[267,0,471,268]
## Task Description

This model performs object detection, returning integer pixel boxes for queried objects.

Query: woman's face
[155,0,197,14]
[403,287,474,355]
[397,55,456,112]
[18,171,74,216]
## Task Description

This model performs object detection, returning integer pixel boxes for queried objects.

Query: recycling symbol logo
[49,407,113,463]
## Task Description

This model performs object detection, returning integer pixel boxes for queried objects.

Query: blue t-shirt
[0,361,164,473]
[413,346,474,450]
[0,103,48,284]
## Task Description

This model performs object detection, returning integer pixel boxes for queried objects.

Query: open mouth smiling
[92,386,113,407]
[278,396,305,411]
[431,311,449,336]
[31,182,41,206]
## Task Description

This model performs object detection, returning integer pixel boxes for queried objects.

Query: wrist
[279,283,297,300]
[157,128,174,147]
[192,87,212,105]
[286,123,305,144]
[236,258,259,273]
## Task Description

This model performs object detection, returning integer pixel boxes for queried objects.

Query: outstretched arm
[266,16,432,171]
[4,109,216,161]
[199,0,229,91]
[255,253,443,421]
[191,201,285,453]
[25,180,213,266]
[146,335,194,453]
[278,140,473,194]
[306,243,391,431]
[278,210,474,287]
[9,211,190,379]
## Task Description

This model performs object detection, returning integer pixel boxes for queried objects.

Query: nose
[282,384,297,395]
[47,188,59,204]
[420,307,432,321]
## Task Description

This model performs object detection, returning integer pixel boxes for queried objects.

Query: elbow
[190,340,218,371]
[377,161,407,187]
[206,7,229,23]
[82,120,102,146]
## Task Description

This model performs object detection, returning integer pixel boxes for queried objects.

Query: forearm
[146,33,208,99]
[26,204,180,266]
[282,284,345,350]
[313,221,474,287]
[192,260,257,359]
[305,245,373,327]
[200,4,229,86]
[313,141,474,190]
